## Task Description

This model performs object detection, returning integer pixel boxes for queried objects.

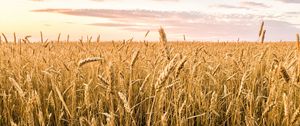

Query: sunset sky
[0,0,300,41]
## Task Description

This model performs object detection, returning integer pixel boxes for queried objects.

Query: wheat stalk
[84,82,90,107]
[159,27,167,44]
[161,112,168,126]
[52,82,72,117]
[238,70,251,97]
[108,62,115,126]
[158,27,171,60]
[24,35,31,43]
[139,74,151,94]
[261,30,266,44]
[13,32,16,44]
[283,93,289,120]
[155,54,179,90]
[145,30,150,38]
[2,33,8,43]
[40,31,43,43]
[97,35,100,43]
[291,106,300,124]
[262,101,276,116]
[57,33,61,43]
[130,50,140,67]
[88,35,92,43]
[175,56,187,77]
[259,21,264,37]
[280,66,290,83]
[9,77,25,97]
[98,74,109,85]
[67,34,70,43]
[118,92,132,114]
[78,57,103,67]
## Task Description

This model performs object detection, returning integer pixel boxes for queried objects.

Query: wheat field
[0,33,300,126]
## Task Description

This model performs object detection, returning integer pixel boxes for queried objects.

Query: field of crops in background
[0,35,300,126]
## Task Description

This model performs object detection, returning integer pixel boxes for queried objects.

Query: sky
[0,0,300,42]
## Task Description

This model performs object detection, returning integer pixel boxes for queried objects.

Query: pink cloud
[32,8,300,41]
[279,0,300,3]
[240,2,269,8]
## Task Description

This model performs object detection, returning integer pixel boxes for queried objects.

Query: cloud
[278,0,300,3]
[32,8,300,41]
[31,0,107,2]
[240,2,269,8]
[213,4,250,10]
[214,2,269,10]
[153,0,179,1]
[286,11,300,15]
[89,22,137,27]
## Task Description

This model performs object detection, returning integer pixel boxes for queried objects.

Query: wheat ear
[78,57,103,67]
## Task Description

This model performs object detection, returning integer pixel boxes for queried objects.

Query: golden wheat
[0,31,299,126]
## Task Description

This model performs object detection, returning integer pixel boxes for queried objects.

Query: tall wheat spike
[57,33,61,43]
[2,33,8,43]
[145,30,150,38]
[261,30,266,44]
[13,32,16,44]
[97,35,100,43]
[24,35,31,43]
[40,31,43,43]
[259,21,264,37]
[258,21,265,44]
[87,35,92,43]
[67,34,70,43]
[159,27,171,60]
[159,27,167,44]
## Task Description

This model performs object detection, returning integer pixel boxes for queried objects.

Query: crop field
[0,31,300,126]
